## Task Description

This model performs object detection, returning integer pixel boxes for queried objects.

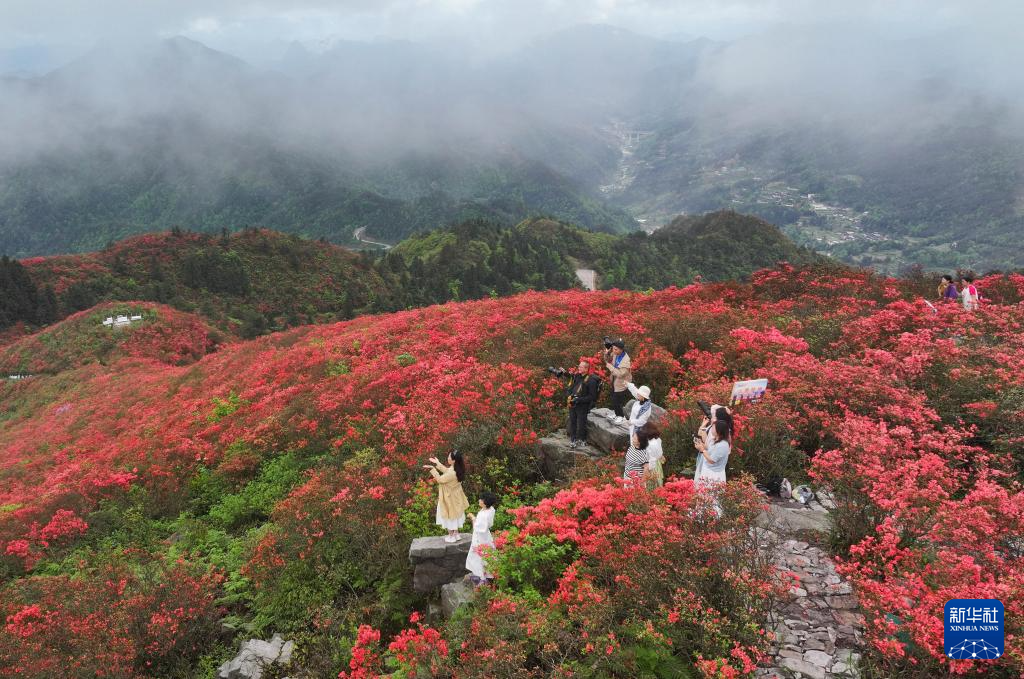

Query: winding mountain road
[353,226,392,250]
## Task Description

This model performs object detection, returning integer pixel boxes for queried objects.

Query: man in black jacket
[562,360,601,448]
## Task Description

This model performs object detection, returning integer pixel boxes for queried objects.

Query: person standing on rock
[424,450,469,543]
[603,338,632,423]
[639,422,664,489]
[564,360,601,449]
[625,382,653,435]
[623,428,650,486]
[465,491,497,584]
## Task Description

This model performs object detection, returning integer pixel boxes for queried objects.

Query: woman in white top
[961,276,980,311]
[625,383,653,435]
[639,422,664,489]
[465,491,497,582]
[694,419,731,516]
[695,405,732,480]
[695,419,731,484]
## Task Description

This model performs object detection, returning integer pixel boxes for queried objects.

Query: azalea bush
[1,264,1024,676]
[339,479,777,678]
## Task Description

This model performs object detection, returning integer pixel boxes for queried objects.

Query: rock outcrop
[218,633,294,679]
[440,578,475,618]
[535,429,605,480]
[585,408,629,453]
[409,534,471,593]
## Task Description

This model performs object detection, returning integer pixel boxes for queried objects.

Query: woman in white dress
[465,491,497,583]
[639,422,664,489]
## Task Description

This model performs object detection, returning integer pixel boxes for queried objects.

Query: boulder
[757,503,831,535]
[535,430,602,479]
[218,633,294,679]
[409,535,471,593]
[440,578,475,618]
[586,408,629,453]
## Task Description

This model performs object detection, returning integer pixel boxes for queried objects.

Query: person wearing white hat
[625,382,653,435]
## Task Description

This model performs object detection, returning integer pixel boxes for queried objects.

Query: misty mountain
[2,25,1024,270]
[0,35,638,256]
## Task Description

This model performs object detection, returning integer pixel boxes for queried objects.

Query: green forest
[0,211,823,337]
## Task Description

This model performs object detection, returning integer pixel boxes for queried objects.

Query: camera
[697,400,713,419]
[546,366,567,376]
[603,336,613,349]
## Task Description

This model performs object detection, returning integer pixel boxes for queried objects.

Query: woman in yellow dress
[424,450,470,543]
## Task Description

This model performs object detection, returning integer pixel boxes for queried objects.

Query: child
[465,492,497,584]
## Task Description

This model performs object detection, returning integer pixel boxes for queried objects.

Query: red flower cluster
[1,263,1023,675]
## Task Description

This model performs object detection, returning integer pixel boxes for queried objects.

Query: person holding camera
[603,338,632,423]
[549,360,602,448]
[693,419,731,517]
[694,402,733,480]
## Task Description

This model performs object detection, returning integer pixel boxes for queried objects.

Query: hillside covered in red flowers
[1,264,1023,678]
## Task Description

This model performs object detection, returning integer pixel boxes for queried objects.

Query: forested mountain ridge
[1,211,826,338]
[7,228,392,338]
[387,209,827,302]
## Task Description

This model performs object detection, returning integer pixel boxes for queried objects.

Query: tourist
[564,359,601,448]
[623,428,650,486]
[625,382,653,435]
[694,419,732,516]
[961,275,980,311]
[465,491,497,584]
[423,450,469,543]
[603,338,632,423]
[695,405,732,480]
[938,275,959,302]
[639,422,664,489]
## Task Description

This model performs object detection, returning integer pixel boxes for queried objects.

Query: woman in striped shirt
[623,428,650,486]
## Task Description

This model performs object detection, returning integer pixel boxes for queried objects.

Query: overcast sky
[2,0,1020,65]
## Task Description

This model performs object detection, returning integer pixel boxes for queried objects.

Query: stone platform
[409,534,471,593]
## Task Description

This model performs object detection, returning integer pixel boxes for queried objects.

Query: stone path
[757,501,864,679]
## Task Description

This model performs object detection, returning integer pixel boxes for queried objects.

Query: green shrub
[491,531,577,600]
